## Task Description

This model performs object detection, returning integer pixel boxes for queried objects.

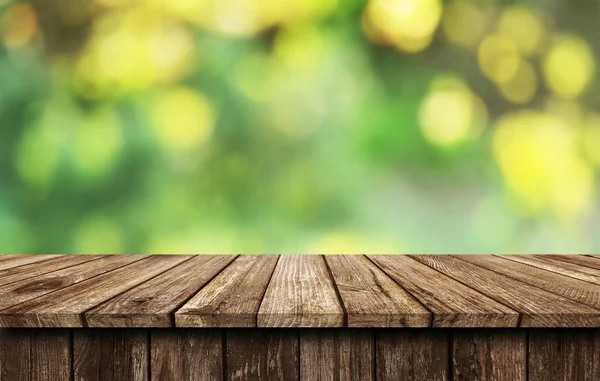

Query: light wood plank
[87,255,236,327]
[325,255,430,327]
[0,255,63,271]
[258,255,344,328]
[0,256,189,327]
[411,255,600,327]
[499,255,600,285]
[0,255,148,311]
[369,255,519,327]
[0,255,103,287]
[461,255,600,310]
[175,255,279,327]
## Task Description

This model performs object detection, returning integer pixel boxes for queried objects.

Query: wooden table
[1,254,600,380]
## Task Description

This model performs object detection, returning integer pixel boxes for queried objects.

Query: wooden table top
[0,254,599,328]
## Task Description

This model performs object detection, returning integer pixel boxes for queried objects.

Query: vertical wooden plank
[529,329,600,381]
[300,329,373,381]
[74,329,148,381]
[453,330,526,381]
[0,329,30,381]
[376,330,448,381]
[151,329,223,381]
[226,329,298,381]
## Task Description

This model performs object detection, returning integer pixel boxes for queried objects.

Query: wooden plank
[0,255,63,271]
[452,330,526,381]
[461,255,600,310]
[0,255,148,311]
[546,254,600,270]
[376,330,448,381]
[0,255,189,327]
[325,255,430,327]
[0,255,102,287]
[258,255,344,328]
[0,329,71,381]
[87,255,236,327]
[529,329,600,381]
[369,255,519,327]
[176,255,279,328]
[74,329,148,381]
[411,255,600,327]
[300,329,373,381]
[151,329,222,381]
[499,255,600,285]
[226,329,298,381]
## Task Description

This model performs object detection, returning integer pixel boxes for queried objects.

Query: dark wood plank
[376,330,448,381]
[369,255,519,327]
[176,255,279,327]
[258,255,344,328]
[0,255,147,311]
[0,255,63,271]
[151,329,222,381]
[74,329,148,381]
[461,255,600,310]
[411,255,600,327]
[529,329,600,381]
[0,255,102,287]
[0,256,189,327]
[453,330,526,381]
[0,329,71,381]
[499,255,600,285]
[300,329,372,381]
[87,255,236,327]
[325,255,430,327]
[226,329,298,381]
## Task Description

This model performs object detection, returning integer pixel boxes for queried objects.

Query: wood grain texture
[0,255,146,311]
[258,255,344,328]
[87,255,236,327]
[453,330,526,381]
[0,329,71,381]
[461,255,600,310]
[411,255,600,327]
[226,329,298,381]
[0,255,189,327]
[376,330,449,381]
[74,329,148,381]
[0,255,101,287]
[325,255,430,327]
[300,329,373,381]
[176,255,279,327]
[151,329,223,381]
[369,255,519,327]
[499,255,600,285]
[0,255,63,272]
[529,329,600,381]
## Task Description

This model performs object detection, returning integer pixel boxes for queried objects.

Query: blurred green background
[0,0,598,254]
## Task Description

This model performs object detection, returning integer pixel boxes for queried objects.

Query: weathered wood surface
[1,254,600,327]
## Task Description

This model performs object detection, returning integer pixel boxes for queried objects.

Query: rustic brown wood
[369,255,519,327]
[499,255,600,285]
[461,255,600,310]
[73,329,148,381]
[151,329,223,381]
[176,255,279,328]
[0,256,189,327]
[258,255,344,328]
[0,255,146,311]
[411,255,600,327]
[87,255,236,327]
[528,329,600,381]
[325,255,430,327]
[226,329,298,381]
[0,255,63,271]
[0,329,71,381]
[0,255,101,287]
[452,330,526,381]
[300,329,373,381]
[376,330,449,381]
